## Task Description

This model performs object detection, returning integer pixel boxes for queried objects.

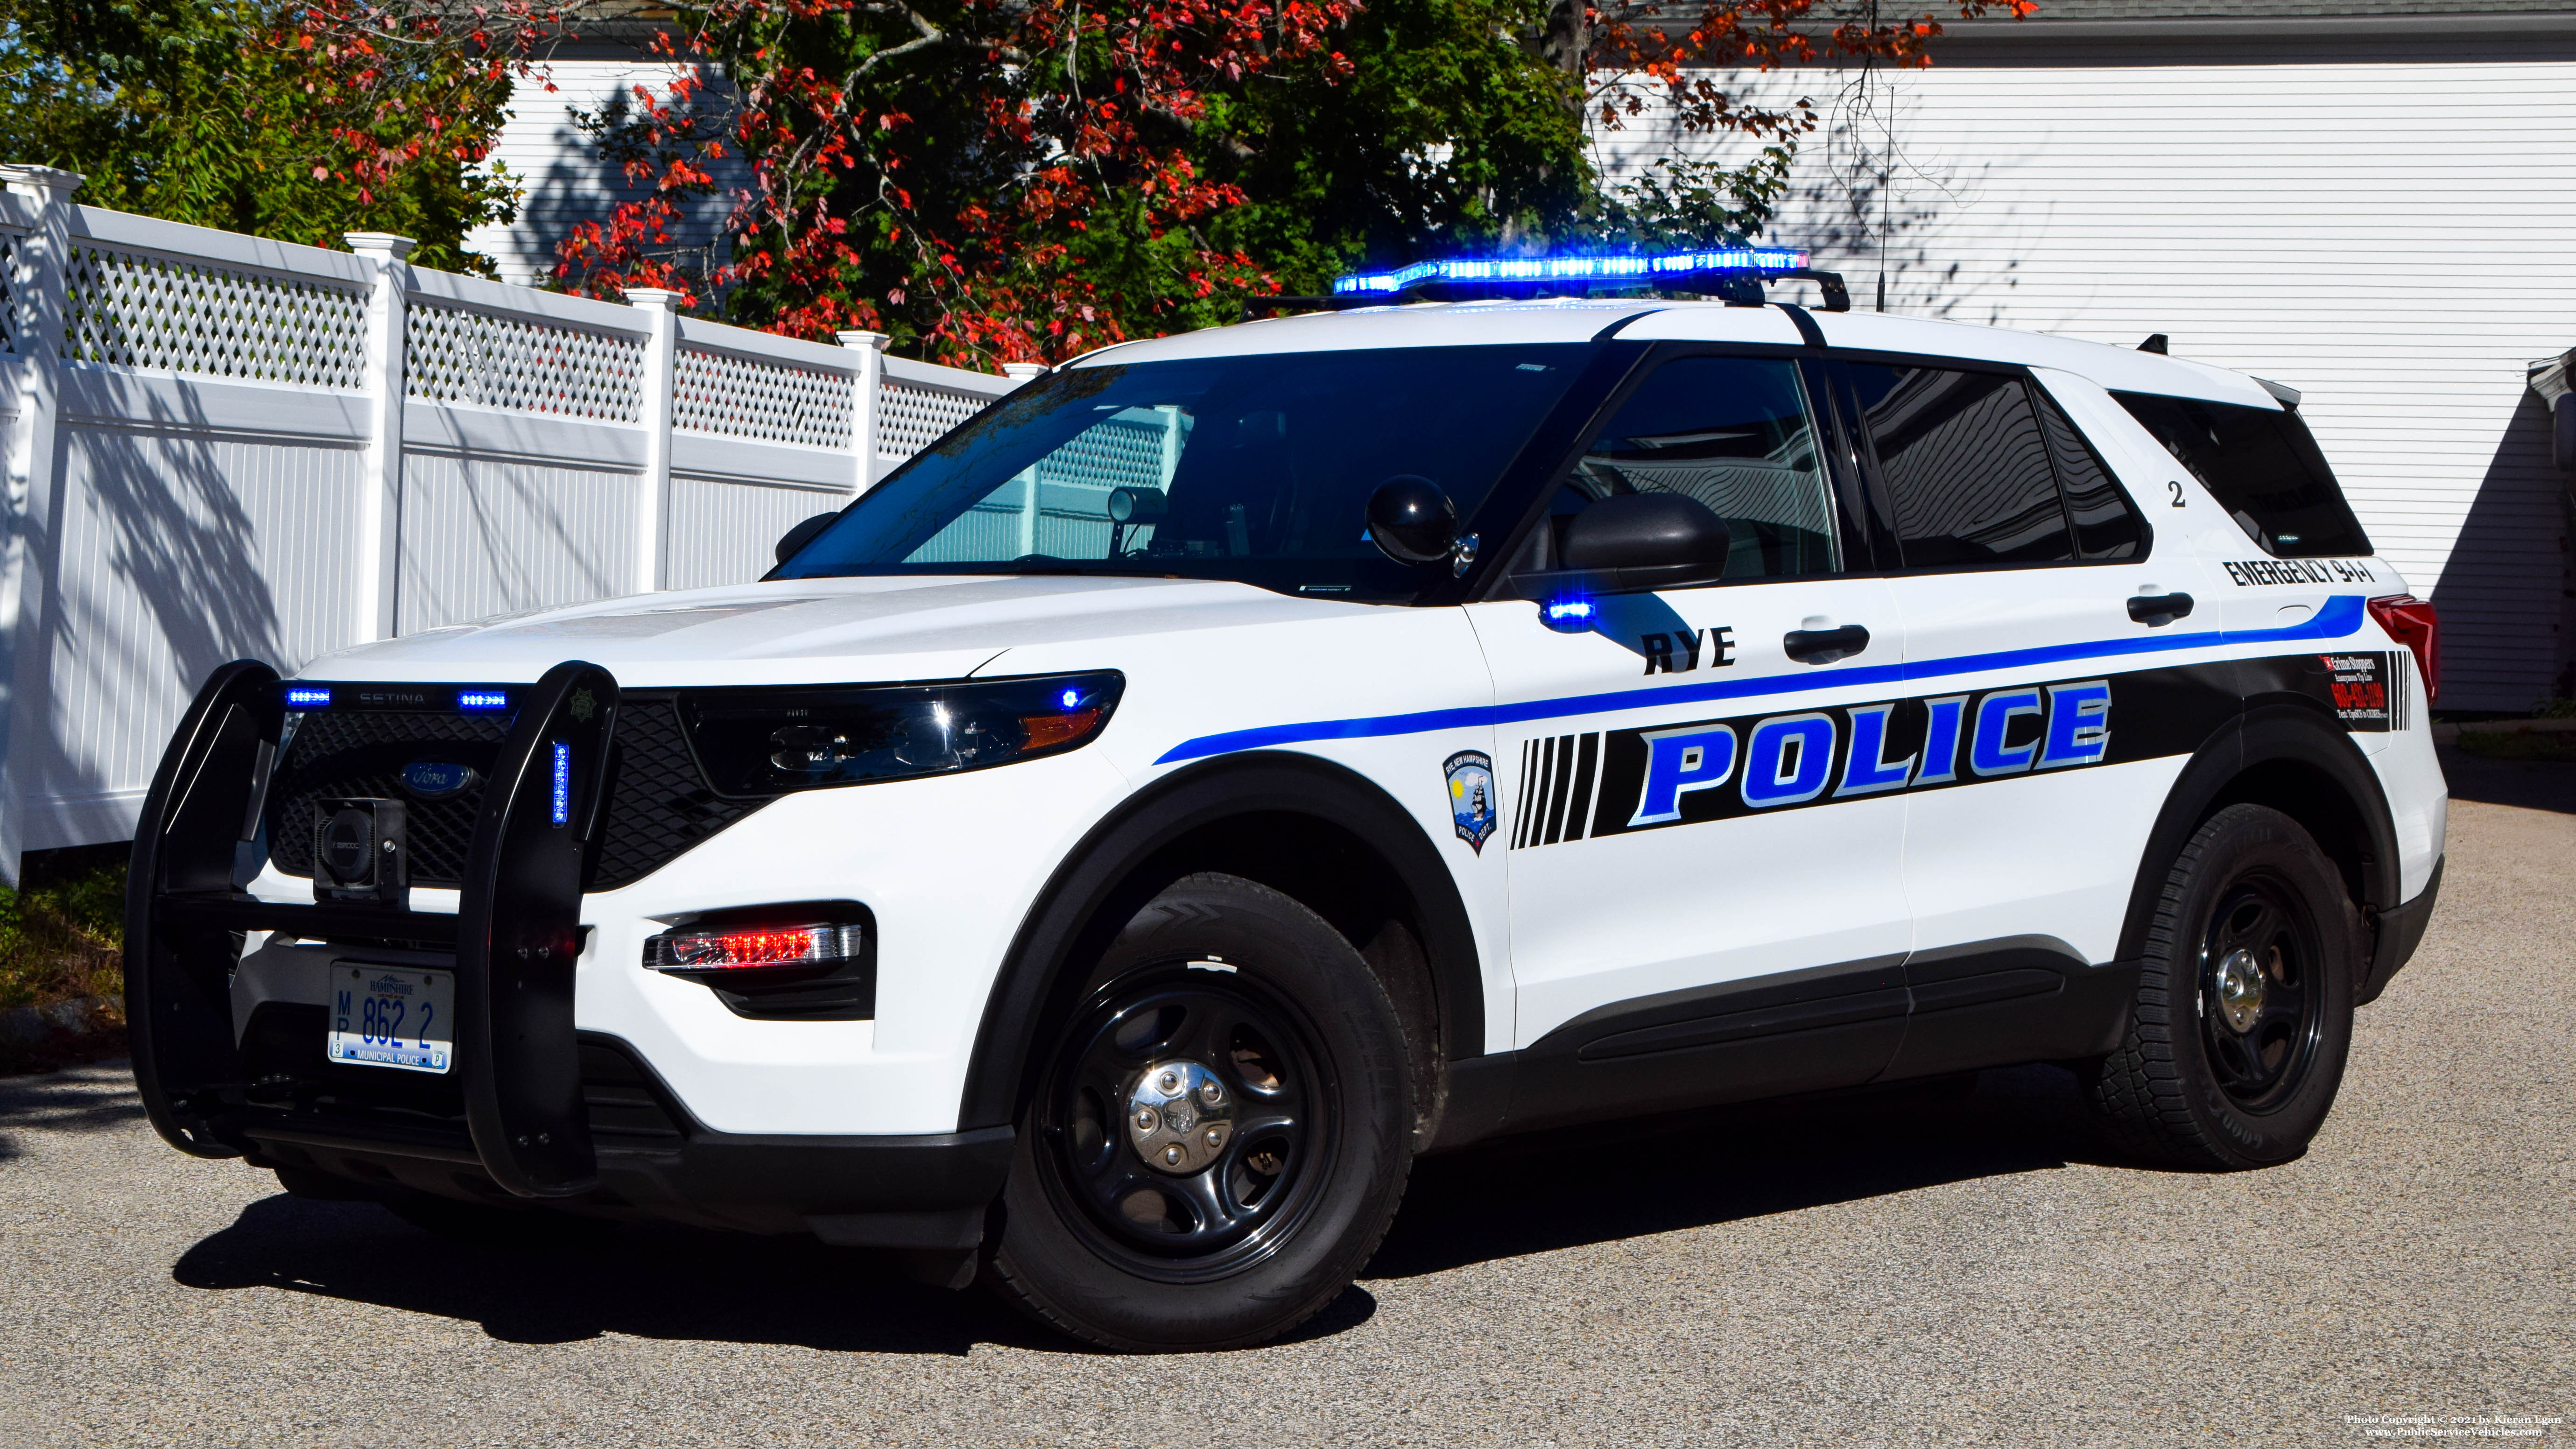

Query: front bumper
[126,660,1014,1239]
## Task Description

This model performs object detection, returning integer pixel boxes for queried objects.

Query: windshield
[774,344,1596,602]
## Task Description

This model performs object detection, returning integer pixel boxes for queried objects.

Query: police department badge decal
[1445,751,1498,854]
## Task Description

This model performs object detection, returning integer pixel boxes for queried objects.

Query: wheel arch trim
[2118,700,2400,965]
[956,751,1485,1131]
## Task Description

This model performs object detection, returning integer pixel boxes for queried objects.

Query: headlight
[681,671,1123,797]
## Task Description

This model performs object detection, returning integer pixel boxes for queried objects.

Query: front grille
[266,692,766,891]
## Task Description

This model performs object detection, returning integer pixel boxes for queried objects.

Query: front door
[1468,351,1914,1128]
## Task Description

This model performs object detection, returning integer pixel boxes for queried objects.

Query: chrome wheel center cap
[1127,1059,1233,1175]
[2214,949,2266,1033]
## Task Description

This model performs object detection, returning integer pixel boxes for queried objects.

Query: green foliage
[0,846,125,1012]
[0,0,519,271]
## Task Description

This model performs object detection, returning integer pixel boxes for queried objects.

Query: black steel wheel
[1037,971,1326,1277]
[986,872,1413,1351]
[2085,803,2360,1169]
[2195,872,2327,1114]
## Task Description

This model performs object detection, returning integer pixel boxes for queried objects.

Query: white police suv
[128,280,2446,1352]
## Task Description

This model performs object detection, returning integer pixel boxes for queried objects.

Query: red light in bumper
[2367,594,2440,705]
[643,922,864,971]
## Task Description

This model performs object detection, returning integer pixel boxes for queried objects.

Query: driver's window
[1555,355,1840,580]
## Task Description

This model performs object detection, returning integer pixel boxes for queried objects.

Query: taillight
[2367,594,2439,705]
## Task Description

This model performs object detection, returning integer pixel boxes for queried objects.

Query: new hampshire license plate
[328,964,454,1074]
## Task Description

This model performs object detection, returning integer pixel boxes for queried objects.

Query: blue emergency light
[1332,246,1815,296]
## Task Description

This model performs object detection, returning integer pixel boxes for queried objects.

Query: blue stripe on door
[1150,594,2367,766]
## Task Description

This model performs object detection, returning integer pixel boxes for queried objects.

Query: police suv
[128,283,2446,1353]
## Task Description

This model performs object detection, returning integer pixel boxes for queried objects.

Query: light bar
[457,689,508,712]
[1333,246,1810,296]
[643,922,866,971]
[284,685,332,709]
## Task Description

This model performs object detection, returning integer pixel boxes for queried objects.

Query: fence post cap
[1000,363,1049,380]
[836,330,891,352]
[623,288,687,310]
[343,232,417,260]
[0,165,84,199]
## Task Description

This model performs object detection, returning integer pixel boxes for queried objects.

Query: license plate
[327,964,454,1074]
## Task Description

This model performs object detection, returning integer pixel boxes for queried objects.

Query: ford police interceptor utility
[126,255,2446,1352]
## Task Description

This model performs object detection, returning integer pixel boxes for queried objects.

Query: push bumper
[126,660,1011,1242]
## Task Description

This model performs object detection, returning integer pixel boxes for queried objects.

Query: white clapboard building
[1597,0,2576,711]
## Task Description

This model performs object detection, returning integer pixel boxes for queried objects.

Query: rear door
[1468,348,1913,1126]
[1832,357,2224,1077]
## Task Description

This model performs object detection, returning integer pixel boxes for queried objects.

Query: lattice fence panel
[673,346,855,449]
[0,231,20,354]
[406,302,644,421]
[880,378,987,460]
[62,244,368,387]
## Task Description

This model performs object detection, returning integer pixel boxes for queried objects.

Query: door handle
[2126,592,2195,627]
[1783,623,1871,665]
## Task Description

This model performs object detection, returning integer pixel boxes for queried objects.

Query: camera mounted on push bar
[312,796,409,908]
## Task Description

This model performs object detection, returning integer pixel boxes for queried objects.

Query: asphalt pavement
[3,752,2569,1447]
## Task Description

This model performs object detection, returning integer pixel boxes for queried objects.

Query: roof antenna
[2138,333,2169,354]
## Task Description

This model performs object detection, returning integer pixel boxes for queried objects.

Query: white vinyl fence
[0,166,1022,876]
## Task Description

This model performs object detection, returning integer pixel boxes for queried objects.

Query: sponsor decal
[2222,557,2377,587]
[1445,751,1499,853]
[2321,652,2399,732]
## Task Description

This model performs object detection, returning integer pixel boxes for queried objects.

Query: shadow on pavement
[1369,1063,2111,1280]
[0,1061,148,1135]
[162,1066,2111,1351]
[2436,744,2576,815]
[173,1196,1063,1354]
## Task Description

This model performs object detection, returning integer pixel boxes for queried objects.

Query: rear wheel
[2085,803,2360,1169]
[985,873,1412,1351]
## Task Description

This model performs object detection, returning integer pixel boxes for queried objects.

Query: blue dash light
[1541,596,1598,634]
[284,685,332,709]
[1059,688,1082,710]
[1333,246,1810,296]
[458,689,508,712]
[549,741,571,826]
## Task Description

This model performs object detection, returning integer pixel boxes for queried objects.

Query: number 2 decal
[2168,480,2187,508]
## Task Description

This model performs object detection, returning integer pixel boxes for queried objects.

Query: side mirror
[1512,493,1733,599]
[1365,475,1458,565]
[774,511,839,565]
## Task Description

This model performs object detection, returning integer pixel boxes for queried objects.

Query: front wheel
[2085,803,2361,1169]
[985,873,1413,1351]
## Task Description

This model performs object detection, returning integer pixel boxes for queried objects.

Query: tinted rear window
[2111,393,2371,557]
[1847,365,2075,569]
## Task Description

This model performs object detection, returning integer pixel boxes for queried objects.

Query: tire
[985,872,1413,1352]
[2084,803,2361,1169]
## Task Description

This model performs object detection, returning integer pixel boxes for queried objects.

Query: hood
[297,575,1365,688]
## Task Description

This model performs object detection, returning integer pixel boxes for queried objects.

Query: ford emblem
[400,760,479,800]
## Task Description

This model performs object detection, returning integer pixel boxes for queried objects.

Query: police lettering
[1640,626,1737,676]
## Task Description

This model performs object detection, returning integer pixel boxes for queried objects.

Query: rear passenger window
[1561,355,1840,580]
[2034,390,2145,559]
[2112,392,2371,558]
[1846,365,2074,568]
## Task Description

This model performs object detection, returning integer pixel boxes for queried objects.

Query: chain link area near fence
[674,346,855,449]
[62,244,369,388]
[880,376,987,459]
[405,302,645,421]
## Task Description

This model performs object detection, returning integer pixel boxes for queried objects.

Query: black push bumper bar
[127,658,623,1197]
